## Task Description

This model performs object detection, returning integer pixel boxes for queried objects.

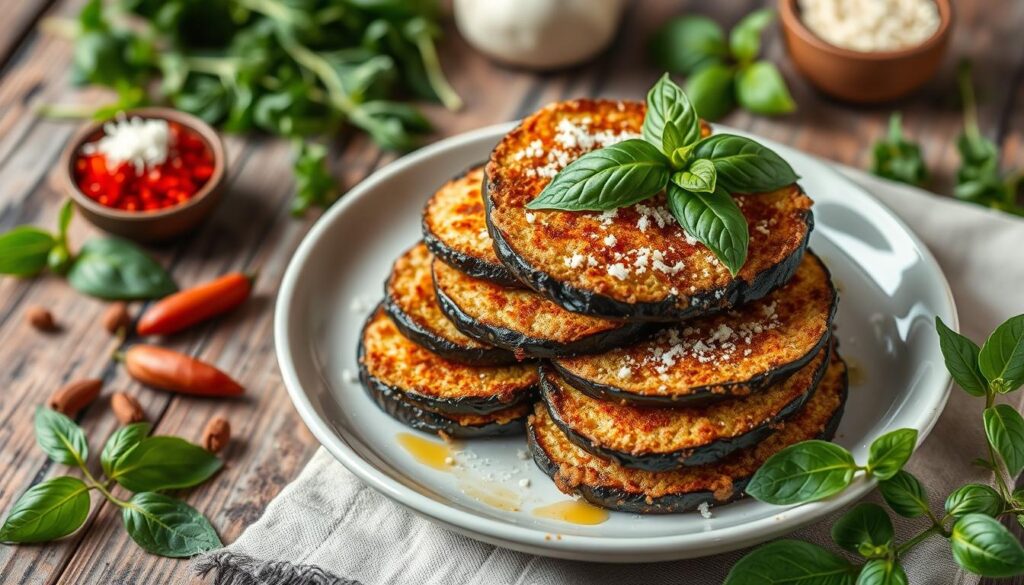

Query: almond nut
[102,302,131,335]
[27,305,57,332]
[110,392,145,424]
[48,379,102,416]
[201,416,231,453]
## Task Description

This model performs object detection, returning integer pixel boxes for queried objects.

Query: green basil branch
[724,313,1024,584]
[871,113,929,188]
[0,410,222,557]
[526,74,798,276]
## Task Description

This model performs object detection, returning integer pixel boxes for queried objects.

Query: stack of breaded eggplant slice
[358,98,846,515]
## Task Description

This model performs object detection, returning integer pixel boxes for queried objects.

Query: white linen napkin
[194,167,1024,585]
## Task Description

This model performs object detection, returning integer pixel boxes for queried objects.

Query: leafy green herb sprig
[0,409,222,557]
[0,200,176,300]
[725,314,1024,583]
[871,113,929,187]
[526,74,798,276]
[649,9,796,121]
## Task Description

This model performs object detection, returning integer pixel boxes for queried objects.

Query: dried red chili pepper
[137,272,254,336]
[122,345,244,397]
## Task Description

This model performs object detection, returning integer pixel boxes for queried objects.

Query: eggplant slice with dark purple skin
[358,307,538,421]
[432,257,656,359]
[384,242,516,366]
[550,251,837,406]
[540,346,829,472]
[422,165,521,287]
[484,98,813,322]
[528,349,848,514]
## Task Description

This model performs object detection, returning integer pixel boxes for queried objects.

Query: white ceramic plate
[274,123,956,562]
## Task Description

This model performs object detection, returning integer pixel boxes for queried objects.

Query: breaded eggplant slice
[422,165,520,287]
[385,243,516,366]
[358,307,538,415]
[432,258,655,359]
[541,346,829,472]
[485,99,813,321]
[528,350,848,514]
[551,251,837,406]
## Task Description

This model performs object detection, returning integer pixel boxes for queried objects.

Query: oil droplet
[397,432,453,471]
[533,500,609,525]
[846,357,866,386]
[460,480,522,512]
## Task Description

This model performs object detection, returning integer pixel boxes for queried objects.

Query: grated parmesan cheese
[607,263,629,280]
[82,115,170,174]
[798,0,940,53]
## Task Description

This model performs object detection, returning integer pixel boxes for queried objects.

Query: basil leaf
[109,436,222,492]
[983,405,1024,476]
[871,113,928,187]
[685,63,735,122]
[0,227,56,277]
[878,470,929,518]
[649,16,727,75]
[526,139,670,211]
[101,422,152,478]
[745,439,856,505]
[35,407,88,467]
[67,238,177,300]
[292,140,341,216]
[642,74,701,153]
[57,199,74,243]
[666,184,748,276]
[946,484,1004,518]
[122,492,221,557]
[867,428,917,480]
[729,8,774,63]
[831,503,893,554]
[672,159,717,193]
[736,61,796,116]
[690,134,799,193]
[951,513,1024,577]
[0,477,91,543]
[857,558,908,585]
[724,539,856,585]
[935,317,988,396]
[978,315,1024,393]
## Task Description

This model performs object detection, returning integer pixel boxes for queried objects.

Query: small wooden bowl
[59,108,226,243]
[778,0,952,103]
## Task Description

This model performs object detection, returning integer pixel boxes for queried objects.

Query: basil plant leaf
[878,470,929,518]
[122,492,221,558]
[736,61,796,115]
[871,113,928,187]
[831,502,894,554]
[67,238,177,300]
[685,62,735,122]
[950,513,1024,577]
[724,539,857,585]
[729,8,775,63]
[867,428,917,480]
[0,227,56,277]
[935,317,988,397]
[526,139,670,211]
[857,558,909,585]
[35,407,88,467]
[946,484,1004,518]
[101,422,153,478]
[643,74,702,154]
[57,199,74,242]
[978,315,1024,393]
[983,405,1024,476]
[649,16,728,75]
[745,439,856,505]
[667,184,748,276]
[109,436,222,492]
[672,159,717,193]
[0,477,91,543]
[690,134,799,193]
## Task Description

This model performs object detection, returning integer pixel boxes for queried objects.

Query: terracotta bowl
[778,0,952,103]
[59,107,226,243]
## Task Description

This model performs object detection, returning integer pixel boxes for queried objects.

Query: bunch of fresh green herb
[649,9,795,121]
[46,0,461,215]
[870,113,929,187]
[0,410,222,557]
[954,62,1024,216]
[527,74,798,276]
[0,200,177,300]
[724,313,1024,583]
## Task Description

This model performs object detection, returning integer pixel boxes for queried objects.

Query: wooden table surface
[0,1,1021,583]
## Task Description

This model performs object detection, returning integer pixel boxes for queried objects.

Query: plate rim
[274,122,957,561]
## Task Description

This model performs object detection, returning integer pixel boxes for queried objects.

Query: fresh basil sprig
[527,74,799,276]
[871,113,929,187]
[0,409,222,558]
[726,314,1024,583]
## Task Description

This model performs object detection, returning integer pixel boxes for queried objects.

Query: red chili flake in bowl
[74,116,215,212]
